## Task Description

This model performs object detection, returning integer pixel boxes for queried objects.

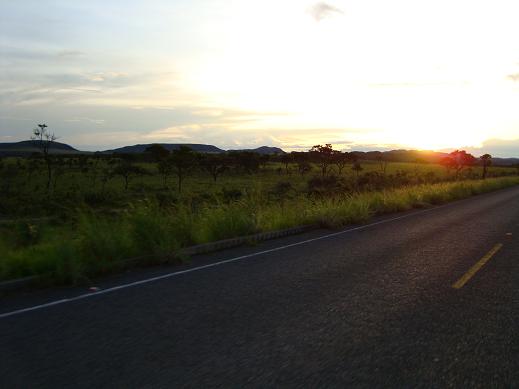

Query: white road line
[0,204,451,319]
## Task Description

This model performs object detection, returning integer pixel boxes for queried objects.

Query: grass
[1,175,518,285]
[1,157,516,218]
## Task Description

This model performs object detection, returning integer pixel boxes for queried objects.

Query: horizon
[4,137,519,159]
[2,1,519,157]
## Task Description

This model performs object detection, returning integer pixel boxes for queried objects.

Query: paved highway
[2,186,519,387]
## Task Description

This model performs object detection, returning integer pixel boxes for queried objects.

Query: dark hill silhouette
[1,140,517,164]
[230,146,285,155]
[351,149,519,166]
[0,140,81,156]
[352,150,448,164]
[103,143,224,154]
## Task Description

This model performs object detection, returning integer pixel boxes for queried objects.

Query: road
[2,186,519,387]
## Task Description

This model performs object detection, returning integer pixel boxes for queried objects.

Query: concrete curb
[0,224,318,292]
[179,224,317,256]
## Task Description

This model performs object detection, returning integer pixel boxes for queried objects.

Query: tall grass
[1,176,518,284]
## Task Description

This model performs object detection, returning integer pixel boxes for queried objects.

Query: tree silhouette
[112,160,147,190]
[145,144,170,162]
[145,144,172,187]
[170,146,197,193]
[351,161,363,179]
[480,154,492,179]
[310,144,334,177]
[292,152,312,176]
[331,150,353,175]
[375,152,388,174]
[88,152,102,187]
[230,152,260,174]
[440,150,476,180]
[157,158,174,188]
[199,154,230,182]
[280,153,293,175]
[31,123,56,192]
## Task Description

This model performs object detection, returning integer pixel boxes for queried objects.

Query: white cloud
[307,2,344,21]
[462,138,519,158]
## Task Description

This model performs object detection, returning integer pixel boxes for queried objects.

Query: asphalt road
[2,186,519,388]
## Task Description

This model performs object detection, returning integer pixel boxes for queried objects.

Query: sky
[1,0,519,156]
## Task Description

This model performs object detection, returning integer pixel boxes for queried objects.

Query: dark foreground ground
[2,186,519,388]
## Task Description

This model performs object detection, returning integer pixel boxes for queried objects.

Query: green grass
[1,176,518,285]
[1,157,516,218]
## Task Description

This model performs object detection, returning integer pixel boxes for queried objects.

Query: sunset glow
[2,0,519,155]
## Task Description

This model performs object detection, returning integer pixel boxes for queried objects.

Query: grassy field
[1,154,518,284]
[0,156,516,216]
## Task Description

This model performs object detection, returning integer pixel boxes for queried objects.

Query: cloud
[462,138,519,158]
[0,71,161,106]
[308,2,344,22]
[56,50,85,58]
[0,46,85,63]
[63,117,105,125]
[0,115,33,121]
[369,81,470,88]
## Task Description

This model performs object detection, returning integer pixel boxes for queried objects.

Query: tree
[352,161,363,179]
[170,146,197,193]
[259,154,270,169]
[440,150,476,180]
[199,154,230,182]
[230,152,261,174]
[375,152,388,174]
[292,152,312,176]
[280,153,293,175]
[480,154,492,179]
[145,144,170,162]
[88,153,102,187]
[157,158,174,188]
[331,150,352,175]
[310,144,334,177]
[112,160,148,190]
[31,123,56,191]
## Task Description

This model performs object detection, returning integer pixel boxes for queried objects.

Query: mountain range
[0,141,285,157]
[0,141,518,165]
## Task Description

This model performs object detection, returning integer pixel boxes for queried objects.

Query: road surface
[2,186,519,387]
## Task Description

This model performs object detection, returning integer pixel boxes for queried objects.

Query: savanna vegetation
[1,126,519,285]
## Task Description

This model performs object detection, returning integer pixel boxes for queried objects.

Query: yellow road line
[452,243,503,289]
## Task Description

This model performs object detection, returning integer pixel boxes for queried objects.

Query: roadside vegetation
[1,127,519,284]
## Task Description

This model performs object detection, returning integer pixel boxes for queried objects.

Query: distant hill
[1,140,516,164]
[0,141,283,156]
[0,140,81,157]
[104,144,286,155]
[350,149,519,166]
[103,143,225,154]
[492,157,519,166]
[230,146,285,155]
[351,150,448,164]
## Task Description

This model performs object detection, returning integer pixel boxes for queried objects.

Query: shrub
[2,176,519,284]
[192,202,257,243]
[307,175,350,197]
